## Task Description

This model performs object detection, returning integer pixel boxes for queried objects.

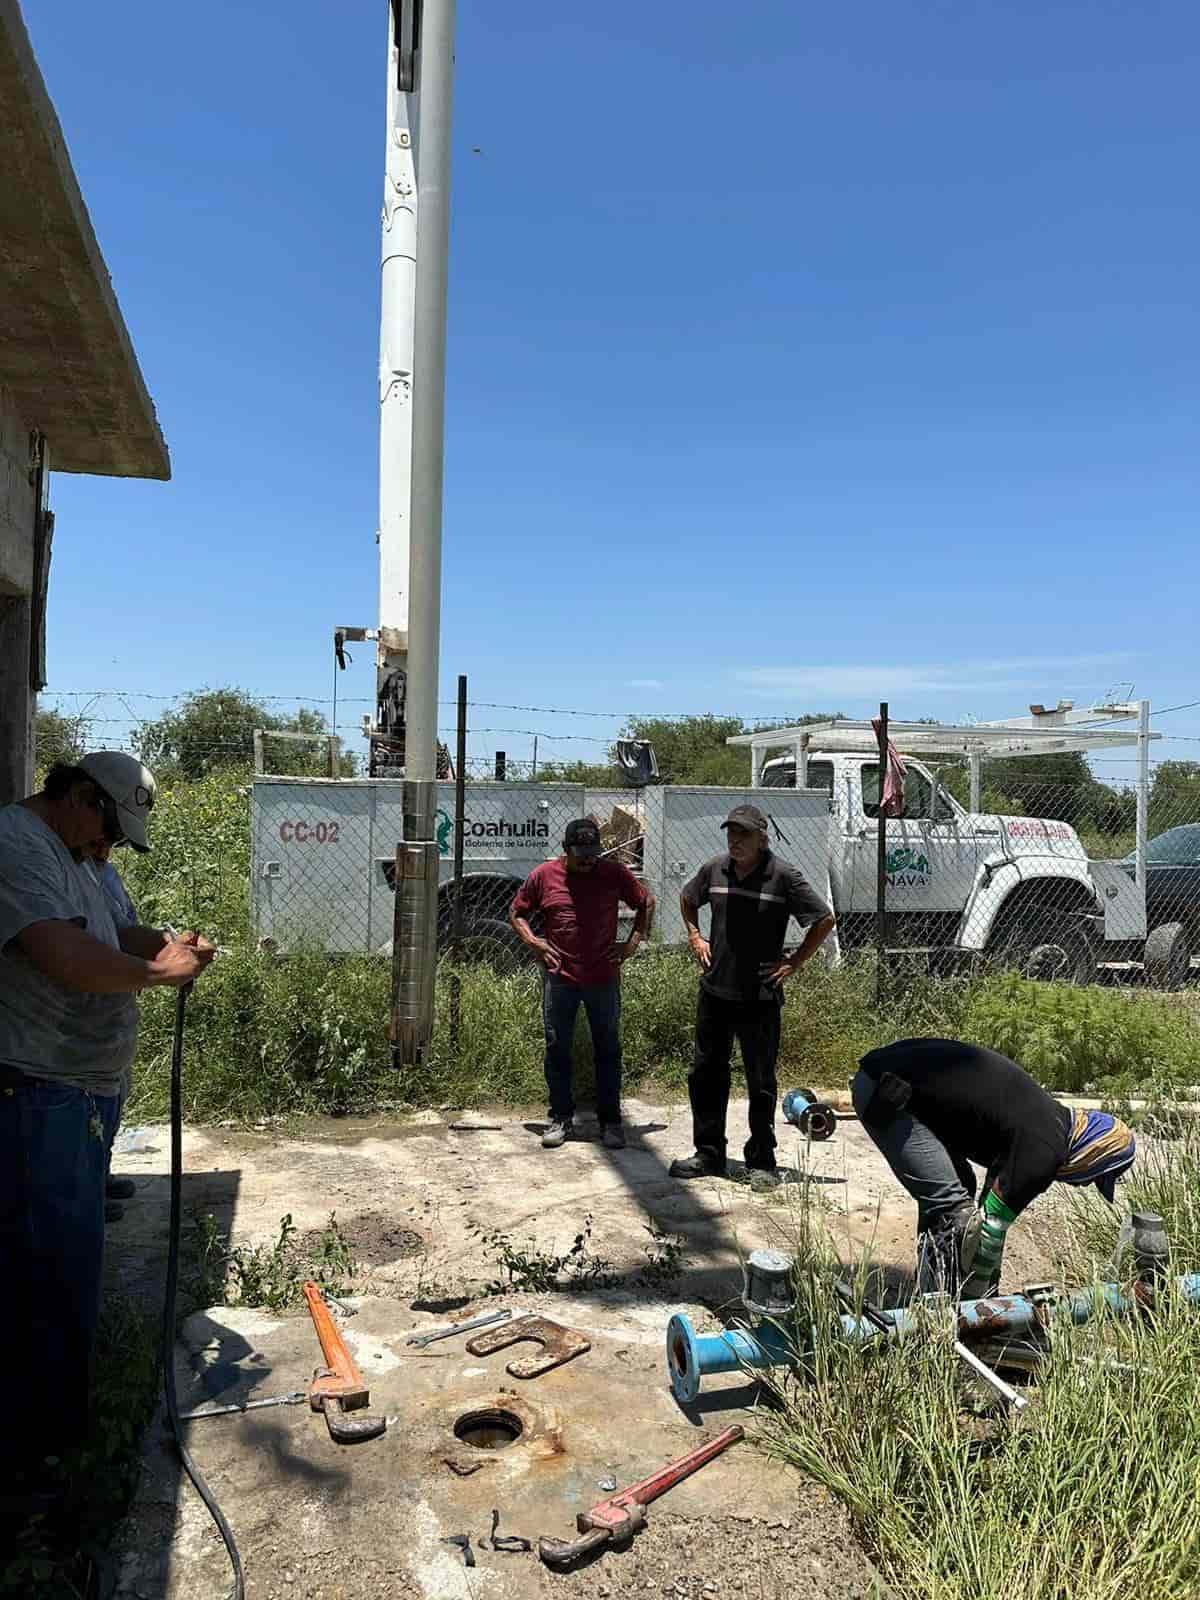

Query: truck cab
[758,746,1102,981]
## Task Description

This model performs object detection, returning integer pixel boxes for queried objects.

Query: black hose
[160,984,245,1600]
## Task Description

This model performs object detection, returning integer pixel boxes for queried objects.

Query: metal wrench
[406,1308,511,1349]
[179,1391,307,1421]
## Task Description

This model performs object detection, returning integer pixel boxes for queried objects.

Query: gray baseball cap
[721,803,769,834]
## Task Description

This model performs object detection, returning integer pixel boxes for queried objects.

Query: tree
[533,712,846,788]
[34,704,90,770]
[1150,761,1200,834]
[134,687,352,779]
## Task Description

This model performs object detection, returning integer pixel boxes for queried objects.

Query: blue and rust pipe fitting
[666,1220,1200,1402]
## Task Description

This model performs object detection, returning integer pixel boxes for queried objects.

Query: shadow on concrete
[100,1163,346,1596]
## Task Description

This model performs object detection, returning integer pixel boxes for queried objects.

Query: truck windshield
[760,758,833,794]
[862,763,958,822]
[1142,825,1200,866]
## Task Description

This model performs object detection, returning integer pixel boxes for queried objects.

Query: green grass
[125,948,1200,1124]
[755,1142,1200,1600]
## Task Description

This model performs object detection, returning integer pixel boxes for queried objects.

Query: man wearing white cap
[0,752,212,1514]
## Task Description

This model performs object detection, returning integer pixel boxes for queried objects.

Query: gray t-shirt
[0,804,139,1095]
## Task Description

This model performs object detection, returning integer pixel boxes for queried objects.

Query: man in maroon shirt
[510,818,654,1150]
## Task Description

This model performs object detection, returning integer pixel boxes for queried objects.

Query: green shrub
[120,766,252,944]
[962,973,1200,1098]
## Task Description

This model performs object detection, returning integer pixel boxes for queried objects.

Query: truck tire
[450,918,532,976]
[995,916,1095,986]
[1143,922,1192,991]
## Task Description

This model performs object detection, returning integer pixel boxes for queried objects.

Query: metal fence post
[1136,698,1150,894]
[875,701,888,1008]
[449,675,467,1059]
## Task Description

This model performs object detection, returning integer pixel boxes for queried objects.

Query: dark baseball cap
[564,818,602,858]
[721,803,769,833]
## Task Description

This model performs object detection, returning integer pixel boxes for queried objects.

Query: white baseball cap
[78,751,157,852]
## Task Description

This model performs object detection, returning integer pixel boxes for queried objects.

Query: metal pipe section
[404,0,454,784]
[838,1275,1200,1344]
[668,1277,1200,1400]
[968,752,982,813]
[393,0,456,1062]
[666,1313,797,1405]
[391,782,439,1064]
[376,3,419,764]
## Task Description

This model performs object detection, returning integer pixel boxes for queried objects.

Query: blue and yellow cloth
[1056,1109,1136,1202]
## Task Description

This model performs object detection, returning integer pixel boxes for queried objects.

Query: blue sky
[28,0,1200,778]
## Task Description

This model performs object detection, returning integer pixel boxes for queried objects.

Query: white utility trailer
[250,779,833,963]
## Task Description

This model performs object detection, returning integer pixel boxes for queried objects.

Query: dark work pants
[688,989,782,1170]
[0,1073,118,1482]
[850,1068,979,1292]
[541,976,623,1126]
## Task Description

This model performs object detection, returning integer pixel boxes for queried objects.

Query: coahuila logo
[885,845,931,888]
[435,809,453,855]
[434,808,550,858]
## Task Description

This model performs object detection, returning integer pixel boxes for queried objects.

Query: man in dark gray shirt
[670,804,835,1181]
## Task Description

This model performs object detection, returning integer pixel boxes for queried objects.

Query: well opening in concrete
[453,1407,524,1450]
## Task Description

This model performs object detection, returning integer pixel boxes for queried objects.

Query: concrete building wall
[0,382,34,803]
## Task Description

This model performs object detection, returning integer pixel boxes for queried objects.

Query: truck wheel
[450,919,531,976]
[997,918,1095,986]
[1143,922,1192,991]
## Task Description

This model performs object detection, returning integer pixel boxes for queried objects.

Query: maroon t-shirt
[511,858,648,987]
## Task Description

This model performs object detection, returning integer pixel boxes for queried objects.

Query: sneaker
[106,1176,137,1200]
[541,1119,573,1149]
[668,1153,726,1180]
[601,1123,626,1150]
[104,1201,125,1223]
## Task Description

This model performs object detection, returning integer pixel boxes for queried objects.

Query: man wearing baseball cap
[671,804,835,1182]
[510,817,655,1150]
[0,753,213,1515]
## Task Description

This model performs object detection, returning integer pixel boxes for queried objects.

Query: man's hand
[688,931,711,970]
[761,956,800,989]
[149,939,214,989]
[609,932,642,965]
[535,939,563,974]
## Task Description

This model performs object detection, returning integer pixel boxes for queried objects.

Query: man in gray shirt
[0,753,212,1511]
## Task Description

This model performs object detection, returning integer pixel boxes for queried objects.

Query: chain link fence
[49,699,1199,995]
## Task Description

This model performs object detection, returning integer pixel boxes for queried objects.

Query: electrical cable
[161,985,244,1600]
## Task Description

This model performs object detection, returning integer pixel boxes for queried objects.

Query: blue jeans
[851,1068,977,1292]
[0,1073,118,1477]
[542,977,623,1126]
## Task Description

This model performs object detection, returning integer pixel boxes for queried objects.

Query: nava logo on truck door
[886,846,932,888]
[434,808,551,858]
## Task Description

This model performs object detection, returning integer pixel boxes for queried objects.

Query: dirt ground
[103,1090,1071,1599]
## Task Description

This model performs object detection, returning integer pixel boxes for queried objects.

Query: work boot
[541,1119,572,1149]
[668,1153,726,1180]
[601,1123,626,1151]
[106,1176,137,1200]
[105,1201,125,1223]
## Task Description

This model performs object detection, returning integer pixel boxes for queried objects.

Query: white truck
[729,713,1160,985]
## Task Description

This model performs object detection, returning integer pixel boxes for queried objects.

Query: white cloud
[735,654,1132,700]
[627,678,665,691]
